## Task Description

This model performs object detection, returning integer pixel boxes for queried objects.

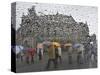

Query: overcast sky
[16,2,98,36]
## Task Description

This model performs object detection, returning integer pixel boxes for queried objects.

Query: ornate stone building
[16,6,90,48]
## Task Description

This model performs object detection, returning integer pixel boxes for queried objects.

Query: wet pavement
[16,51,97,73]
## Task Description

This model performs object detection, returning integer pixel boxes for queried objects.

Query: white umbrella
[19,45,24,50]
[42,41,51,46]
[73,43,81,48]
[73,43,84,52]
[16,46,20,54]
[16,45,24,54]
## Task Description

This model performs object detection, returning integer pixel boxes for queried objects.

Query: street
[16,51,97,73]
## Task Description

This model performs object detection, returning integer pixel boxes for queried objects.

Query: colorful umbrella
[37,43,43,49]
[73,43,81,48]
[64,43,72,47]
[52,42,60,47]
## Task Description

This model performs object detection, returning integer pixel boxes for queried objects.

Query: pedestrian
[77,44,84,64]
[68,46,73,64]
[26,48,35,64]
[57,46,62,63]
[20,50,24,62]
[38,48,42,61]
[46,45,57,69]
[26,49,30,64]
[55,45,59,63]
[37,43,44,62]
[89,43,97,66]
[30,48,35,63]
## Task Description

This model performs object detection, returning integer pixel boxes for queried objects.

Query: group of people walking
[16,41,97,69]
[16,43,44,64]
[25,43,44,64]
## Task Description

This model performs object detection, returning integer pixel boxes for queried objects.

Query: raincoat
[48,46,55,59]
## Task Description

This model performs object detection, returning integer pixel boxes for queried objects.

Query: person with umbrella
[73,43,85,64]
[68,45,73,64]
[64,42,73,64]
[46,44,57,69]
[52,42,62,64]
[16,45,24,62]
[26,47,36,64]
[58,46,62,63]
[37,43,44,62]
[19,46,24,62]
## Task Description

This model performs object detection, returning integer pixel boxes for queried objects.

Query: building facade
[16,6,90,48]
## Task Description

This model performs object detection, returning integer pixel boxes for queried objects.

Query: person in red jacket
[30,48,36,63]
[26,48,36,64]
